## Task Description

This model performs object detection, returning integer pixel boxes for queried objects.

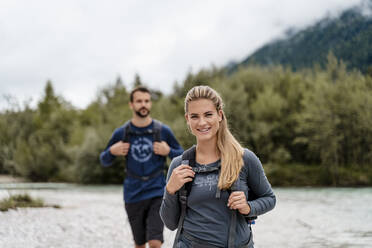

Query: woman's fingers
[166,165,195,194]
[227,191,247,209]
[229,195,250,214]
[177,164,193,170]
[174,165,195,178]
[183,177,194,183]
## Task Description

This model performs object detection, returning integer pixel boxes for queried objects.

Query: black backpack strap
[229,211,237,248]
[152,119,162,142]
[173,146,196,248]
[182,145,196,165]
[173,184,187,248]
[228,179,240,248]
[182,145,196,195]
[122,121,132,143]
[123,120,162,143]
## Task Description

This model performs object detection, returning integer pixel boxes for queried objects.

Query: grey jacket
[160,148,276,247]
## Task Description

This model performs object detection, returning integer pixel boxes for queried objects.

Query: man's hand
[110,141,130,156]
[153,141,170,156]
[227,191,251,215]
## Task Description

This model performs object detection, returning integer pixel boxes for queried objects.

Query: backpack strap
[228,179,240,248]
[122,121,132,143]
[122,119,162,143]
[182,145,196,197]
[152,119,162,142]
[172,146,196,248]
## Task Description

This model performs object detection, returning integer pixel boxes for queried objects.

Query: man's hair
[130,86,151,102]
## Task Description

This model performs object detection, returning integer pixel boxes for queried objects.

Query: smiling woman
[160,85,276,248]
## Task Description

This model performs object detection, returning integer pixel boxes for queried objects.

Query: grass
[0,193,60,212]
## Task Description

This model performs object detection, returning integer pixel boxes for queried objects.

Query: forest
[1,54,372,186]
[236,6,372,74]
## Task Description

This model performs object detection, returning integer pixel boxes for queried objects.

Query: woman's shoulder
[242,148,258,161]
[169,155,183,170]
[241,148,262,171]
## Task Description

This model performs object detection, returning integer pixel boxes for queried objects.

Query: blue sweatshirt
[100,120,183,203]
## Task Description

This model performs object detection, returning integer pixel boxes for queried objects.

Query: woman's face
[185,98,222,143]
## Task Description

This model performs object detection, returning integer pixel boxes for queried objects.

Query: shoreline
[0,174,26,184]
[2,173,371,187]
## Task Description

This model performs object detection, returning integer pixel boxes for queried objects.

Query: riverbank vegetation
[1,55,372,186]
[0,193,60,211]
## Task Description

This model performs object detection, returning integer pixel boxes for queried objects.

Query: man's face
[130,91,152,118]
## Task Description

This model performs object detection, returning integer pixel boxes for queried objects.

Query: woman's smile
[196,127,211,134]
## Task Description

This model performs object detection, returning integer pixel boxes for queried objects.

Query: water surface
[0,185,371,248]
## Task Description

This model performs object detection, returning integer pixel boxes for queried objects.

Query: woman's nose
[198,117,207,125]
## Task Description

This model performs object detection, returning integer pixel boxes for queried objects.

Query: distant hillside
[234,3,372,73]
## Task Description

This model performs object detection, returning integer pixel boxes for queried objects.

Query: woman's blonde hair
[185,85,244,189]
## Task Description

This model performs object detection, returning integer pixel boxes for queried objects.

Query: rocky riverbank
[1,185,372,248]
[0,174,26,183]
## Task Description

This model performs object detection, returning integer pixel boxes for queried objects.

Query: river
[0,185,371,248]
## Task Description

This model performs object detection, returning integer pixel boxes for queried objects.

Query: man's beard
[135,107,150,118]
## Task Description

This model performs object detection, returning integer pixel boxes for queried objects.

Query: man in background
[100,86,183,248]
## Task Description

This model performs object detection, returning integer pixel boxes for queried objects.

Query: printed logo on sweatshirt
[131,137,152,162]
[194,174,218,191]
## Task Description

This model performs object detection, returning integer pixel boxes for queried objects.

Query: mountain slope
[236,4,372,73]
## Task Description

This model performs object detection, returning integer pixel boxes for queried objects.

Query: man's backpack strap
[122,121,131,143]
[122,120,162,143]
[152,119,162,142]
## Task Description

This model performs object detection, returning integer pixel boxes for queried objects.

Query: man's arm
[163,125,183,159]
[99,127,125,167]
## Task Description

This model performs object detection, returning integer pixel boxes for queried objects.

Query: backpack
[121,119,163,181]
[173,145,257,248]
[122,119,162,143]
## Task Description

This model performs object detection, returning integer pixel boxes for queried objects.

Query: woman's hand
[227,191,251,215]
[166,164,195,195]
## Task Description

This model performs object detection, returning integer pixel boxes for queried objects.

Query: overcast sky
[0,0,363,110]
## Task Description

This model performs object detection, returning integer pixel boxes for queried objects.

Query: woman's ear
[185,113,189,123]
[218,110,223,122]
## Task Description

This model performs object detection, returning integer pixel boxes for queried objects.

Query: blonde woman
[160,85,276,248]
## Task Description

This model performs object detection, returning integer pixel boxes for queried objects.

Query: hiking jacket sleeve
[162,124,183,159]
[99,127,123,167]
[243,149,276,217]
[159,155,182,230]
